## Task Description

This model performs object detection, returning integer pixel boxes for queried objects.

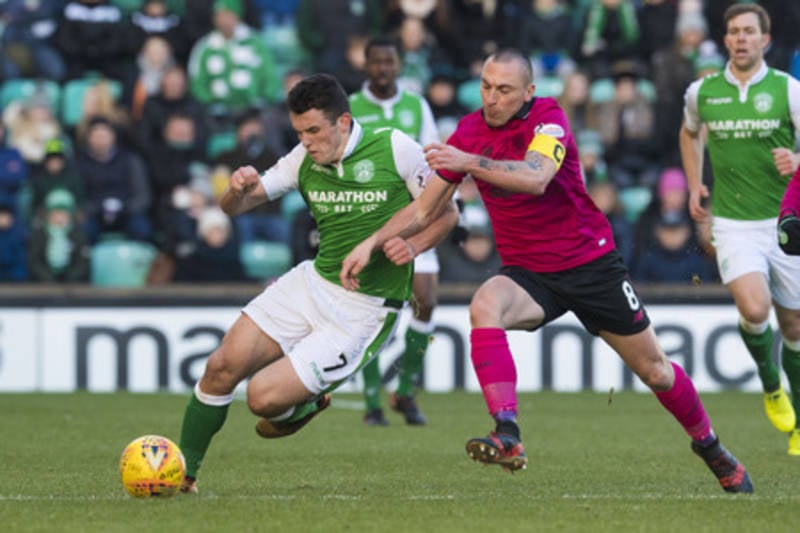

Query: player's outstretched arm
[425,141,558,196]
[341,177,456,290]
[219,165,268,216]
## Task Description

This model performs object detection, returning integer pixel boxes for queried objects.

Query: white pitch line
[1,493,797,502]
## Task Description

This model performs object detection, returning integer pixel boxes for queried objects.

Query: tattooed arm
[424,141,558,196]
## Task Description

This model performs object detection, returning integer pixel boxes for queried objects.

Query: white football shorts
[243,260,402,394]
[712,216,800,309]
[413,247,440,274]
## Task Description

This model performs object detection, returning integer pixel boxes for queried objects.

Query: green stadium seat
[535,75,565,98]
[0,78,61,112]
[206,130,238,159]
[618,186,653,224]
[456,79,482,112]
[110,0,143,16]
[589,78,615,103]
[239,240,291,280]
[91,239,157,287]
[60,75,123,127]
[280,190,307,225]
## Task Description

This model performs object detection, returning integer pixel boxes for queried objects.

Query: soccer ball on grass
[119,435,185,498]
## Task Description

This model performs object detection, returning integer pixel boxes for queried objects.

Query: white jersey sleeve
[259,143,306,200]
[390,129,433,199]
[787,75,800,131]
[682,78,703,133]
[418,98,440,146]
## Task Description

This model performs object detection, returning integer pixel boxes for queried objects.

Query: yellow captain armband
[528,134,565,171]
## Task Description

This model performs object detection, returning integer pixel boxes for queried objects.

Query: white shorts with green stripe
[712,216,800,309]
[243,260,402,395]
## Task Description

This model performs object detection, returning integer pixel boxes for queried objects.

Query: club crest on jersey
[399,110,415,129]
[535,123,565,139]
[353,160,375,183]
[753,93,773,113]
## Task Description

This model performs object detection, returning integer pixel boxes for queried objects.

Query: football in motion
[119,435,185,498]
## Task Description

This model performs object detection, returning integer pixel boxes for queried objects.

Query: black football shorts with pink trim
[501,249,651,336]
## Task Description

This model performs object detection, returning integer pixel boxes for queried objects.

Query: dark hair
[364,35,400,60]
[723,3,770,34]
[287,73,350,124]
[486,48,533,85]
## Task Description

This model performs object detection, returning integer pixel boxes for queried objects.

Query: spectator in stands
[450,0,519,61]
[652,10,710,167]
[131,36,178,121]
[74,80,133,149]
[214,109,285,244]
[144,111,209,252]
[296,0,383,74]
[77,117,152,242]
[632,210,717,284]
[518,0,578,79]
[182,0,261,48]
[588,59,659,190]
[330,34,369,96]
[173,206,246,282]
[0,120,28,211]
[30,139,85,215]
[558,69,591,133]
[3,90,62,167]
[384,0,466,70]
[262,68,306,155]
[0,198,27,281]
[633,167,692,260]
[131,0,189,64]
[27,188,91,282]
[578,0,641,78]
[54,0,138,103]
[0,0,66,82]
[636,0,679,61]
[576,128,608,185]
[426,70,468,140]
[586,175,634,266]
[137,65,209,158]
[396,16,436,94]
[187,0,278,124]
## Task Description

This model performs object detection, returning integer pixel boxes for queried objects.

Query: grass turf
[1,391,798,532]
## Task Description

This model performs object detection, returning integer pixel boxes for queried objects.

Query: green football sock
[284,398,322,423]
[361,357,382,410]
[179,394,229,479]
[396,326,431,397]
[781,344,800,426]
[739,324,780,391]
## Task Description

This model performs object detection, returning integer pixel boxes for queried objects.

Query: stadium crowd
[1,0,798,285]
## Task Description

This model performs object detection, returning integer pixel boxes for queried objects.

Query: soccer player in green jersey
[349,35,443,426]
[176,74,458,493]
[679,3,800,455]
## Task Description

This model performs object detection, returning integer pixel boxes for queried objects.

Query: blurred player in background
[343,49,753,493]
[178,74,457,493]
[348,35,442,426]
[679,3,800,455]
[779,169,800,256]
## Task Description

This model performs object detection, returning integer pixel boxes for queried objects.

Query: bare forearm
[406,200,459,254]
[464,153,553,196]
[679,126,704,191]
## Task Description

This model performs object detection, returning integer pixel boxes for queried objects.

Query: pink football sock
[470,328,518,418]
[654,362,712,442]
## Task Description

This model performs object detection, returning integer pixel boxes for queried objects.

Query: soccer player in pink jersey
[780,170,800,255]
[341,49,753,493]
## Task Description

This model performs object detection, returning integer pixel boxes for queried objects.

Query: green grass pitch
[1,391,798,532]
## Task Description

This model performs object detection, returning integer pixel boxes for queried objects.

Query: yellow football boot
[764,386,796,433]
[789,429,800,456]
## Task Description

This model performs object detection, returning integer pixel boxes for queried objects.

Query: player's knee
[779,214,800,255]
[639,360,673,392]
[469,295,500,326]
[202,350,241,392]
